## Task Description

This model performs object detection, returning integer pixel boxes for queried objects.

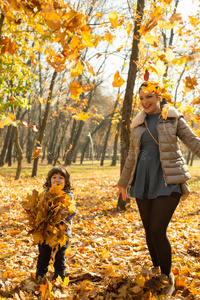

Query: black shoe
[53,273,65,281]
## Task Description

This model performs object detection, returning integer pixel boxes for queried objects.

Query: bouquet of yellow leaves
[22,185,76,248]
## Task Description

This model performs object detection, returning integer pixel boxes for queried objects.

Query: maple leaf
[71,61,84,78]
[20,121,32,128]
[184,76,198,92]
[0,113,15,128]
[84,61,96,76]
[73,113,89,121]
[70,81,83,99]
[112,71,125,88]
[31,146,42,160]
[109,11,119,28]
[161,106,169,120]
[144,69,150,81]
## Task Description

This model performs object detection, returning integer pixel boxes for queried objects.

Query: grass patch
[0,159,121,178]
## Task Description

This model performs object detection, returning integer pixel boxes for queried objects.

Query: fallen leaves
[0,167,200,299]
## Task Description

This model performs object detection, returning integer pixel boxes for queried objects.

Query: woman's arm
[177,117,200,158]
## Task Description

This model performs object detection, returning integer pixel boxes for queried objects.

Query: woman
[115,81,200,295]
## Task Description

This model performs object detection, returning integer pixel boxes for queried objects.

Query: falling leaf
[189,16,200,28]
[184,76,198,92]
[149,59,166,77]
[32,125,39,132]
[73,113,89,121]
[70,81,83,99]
[112,71,125,87]
[71,61,84,78]
[39,97,45,104]
[162,106,169,119]
[170,13,182,23]
[109,11,119,28]
[144,69,150,81]
[95,13,103,18]
[0,113,15,128]
[21,121,32,128]
[31,146,42,160]
[84,61,96,76]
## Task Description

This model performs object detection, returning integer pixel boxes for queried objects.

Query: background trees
[0,0,200,179]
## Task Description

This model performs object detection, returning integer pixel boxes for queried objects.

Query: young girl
[36,166,76,281]
[114,81,200,295]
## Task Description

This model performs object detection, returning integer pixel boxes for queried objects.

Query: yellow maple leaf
[144,34,158,46]
[149,59,166,77]
[70,81,83,100]
[73,113,89,121]
[104,31,114,44]
[0,113,15,128]
[112,71,125,88]
[162,106,169,120]
[189,16,200,28]
[71,61,84,78]
[81,31,94,48]
[95,12,103,18]
[109,11,119,28]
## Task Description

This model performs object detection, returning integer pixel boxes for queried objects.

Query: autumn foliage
[0,166,200,299]
[22,185,76,248]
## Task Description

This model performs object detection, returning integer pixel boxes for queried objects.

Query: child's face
[51,173,65,187]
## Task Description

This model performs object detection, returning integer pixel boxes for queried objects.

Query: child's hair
[43,166,73,190]
[139,82,167,108]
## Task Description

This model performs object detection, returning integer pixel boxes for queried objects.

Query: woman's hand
[113,184,128,201]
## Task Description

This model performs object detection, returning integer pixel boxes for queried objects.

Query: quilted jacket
[117,105,200,198]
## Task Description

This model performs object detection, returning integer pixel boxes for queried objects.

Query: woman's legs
[136,194,180,277]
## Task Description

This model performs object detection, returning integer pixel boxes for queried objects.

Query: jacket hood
[131,105,181,129]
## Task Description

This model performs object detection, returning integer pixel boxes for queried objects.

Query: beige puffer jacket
[117,105,200,199]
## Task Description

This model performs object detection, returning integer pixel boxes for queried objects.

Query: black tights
[136,193,180,277]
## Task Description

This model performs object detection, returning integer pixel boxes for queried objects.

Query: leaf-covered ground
[0,167,200,299]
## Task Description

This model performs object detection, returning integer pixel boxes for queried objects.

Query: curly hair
[43,166,73,190]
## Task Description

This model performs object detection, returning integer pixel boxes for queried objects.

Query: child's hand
[112,184,128,201]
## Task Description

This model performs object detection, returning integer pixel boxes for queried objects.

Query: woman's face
[51,173,65,187]
[139,88,161,114]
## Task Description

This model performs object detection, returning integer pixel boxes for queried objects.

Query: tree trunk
[100,97,119,166]
[0,13,4,38]
[118,0,145,210]
[32,70,57,177]
[111,121,120,166]
[0,125,12,166]
[6,126,15,166]
[53,120,70,166]
[187,149,191,165]
[14,124,23,180]
[190,153,195,166]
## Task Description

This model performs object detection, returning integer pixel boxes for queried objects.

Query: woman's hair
[43,166,73,190]
[139,82,167,108]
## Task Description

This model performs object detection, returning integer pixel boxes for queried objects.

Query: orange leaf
[31,146,42,160]
[21,121,32,128]
[0,113,15,128]
[144,69,149,81]
[184,76,198,91]
[95,13,103,18]
[112,71,125,88]
[84,61,96,76]
[32,125,39,132]
[71,61,84,78]
[70,81,83,100]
